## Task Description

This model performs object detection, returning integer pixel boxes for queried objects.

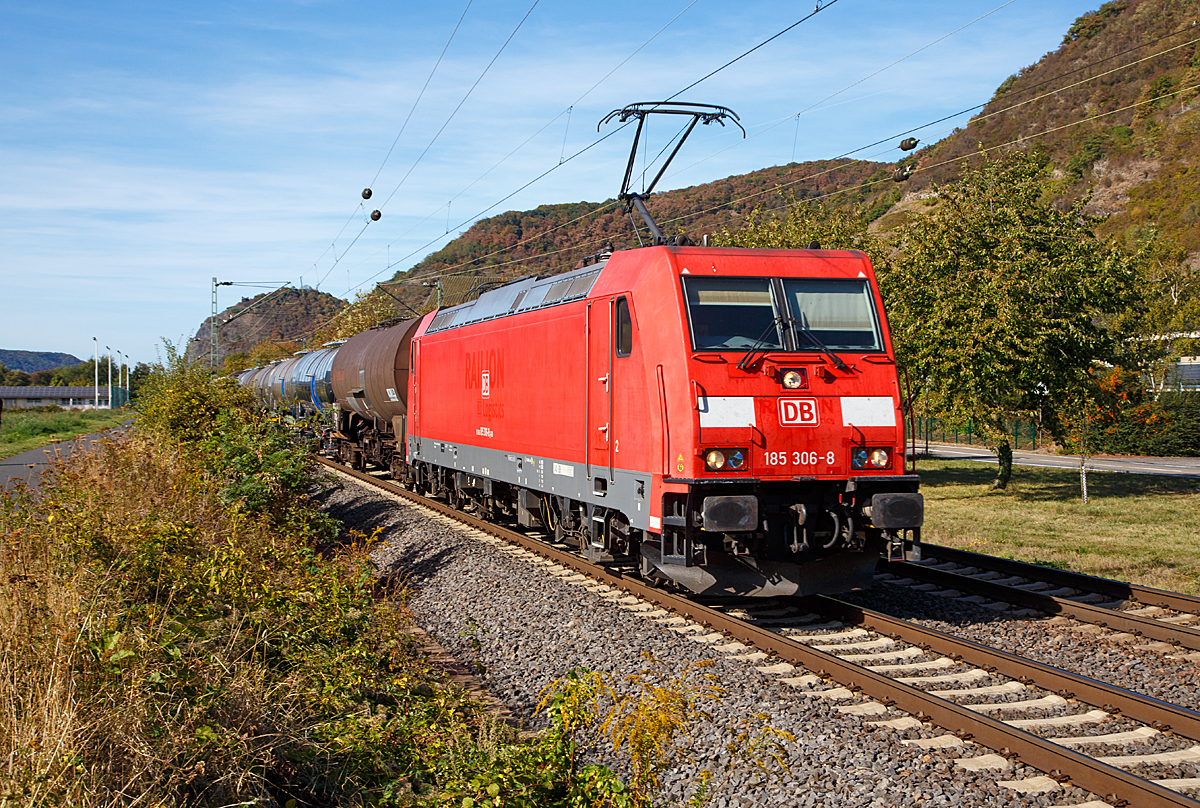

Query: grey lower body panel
[409,437,653,530]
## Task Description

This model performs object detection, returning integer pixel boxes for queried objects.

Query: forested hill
[0,349,82,373]
[185,287,346,368]
[892,0,1200,254]
[386,158,895,307]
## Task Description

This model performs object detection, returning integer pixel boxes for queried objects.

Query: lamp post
[106,346,112,410]
[93,337,99,409]
[116,350,123,407]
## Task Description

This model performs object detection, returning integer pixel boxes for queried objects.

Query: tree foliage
[881,150,1140,487]
[710,197,883,264]
[310,287,407,345]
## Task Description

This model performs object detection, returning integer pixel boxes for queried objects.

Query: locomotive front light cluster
[704,448,748,471]
[780,369,807,389]
[851,446,893,470]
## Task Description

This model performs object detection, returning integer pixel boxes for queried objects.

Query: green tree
[1112,228,1200,394]
[882,150,1139,488]
[710,197,885,266]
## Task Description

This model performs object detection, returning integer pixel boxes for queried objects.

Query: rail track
[319,455,1200,808]
[877,547,1200,654]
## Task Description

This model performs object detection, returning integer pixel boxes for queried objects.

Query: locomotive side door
[409,340,420,461]
[586,299,612,481]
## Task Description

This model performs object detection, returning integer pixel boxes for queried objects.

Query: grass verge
[0,407,130,459]
[915,458,1200,595]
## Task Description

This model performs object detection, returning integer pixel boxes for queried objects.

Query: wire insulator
[371,210,382,221]
[900,138,919,151]
[362,188,373,199]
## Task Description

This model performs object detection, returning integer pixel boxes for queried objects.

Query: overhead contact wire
[330,0,703,289]
[378,0,541,212]
[368,0,473,189]
[356,1,847,290]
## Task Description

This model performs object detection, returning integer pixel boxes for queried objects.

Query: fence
[909,418,1040,451]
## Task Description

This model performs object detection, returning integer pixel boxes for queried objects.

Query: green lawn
[914,458,1200,596]
[0,408,131,460]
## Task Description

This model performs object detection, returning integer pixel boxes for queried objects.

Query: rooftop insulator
[362,188,373,199]
[899,138,919,151]
[893,166,914,182]
[371,210,382,221]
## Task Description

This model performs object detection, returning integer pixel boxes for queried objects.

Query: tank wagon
[236,343,341,415]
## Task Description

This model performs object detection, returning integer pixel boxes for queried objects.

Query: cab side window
[615,297,633,357]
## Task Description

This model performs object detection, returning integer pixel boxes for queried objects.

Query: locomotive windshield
[783,278,882,351]
[684,277,783,351]
[683,276,883,353]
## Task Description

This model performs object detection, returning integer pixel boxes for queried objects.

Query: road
[1,424,129,492]
[922,442,1200,478]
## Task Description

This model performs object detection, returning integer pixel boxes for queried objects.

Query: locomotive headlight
[704,449,727,470]
[781,370,804,389]
[851,447,893,470]
[726,449,747,470]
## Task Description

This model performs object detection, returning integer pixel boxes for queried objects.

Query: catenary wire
[664,0,1018,183]
[322,0,704,291]
[667,14,1200,184]
[392,29,1200,290]
[368,1,474,189]
[352,0,1021,286]
[377,0,541,212]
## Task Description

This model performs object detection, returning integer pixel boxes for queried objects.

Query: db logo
[481,371,490,398]
[779,398,819,426]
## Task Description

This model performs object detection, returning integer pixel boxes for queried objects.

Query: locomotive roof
[425,260,606,335]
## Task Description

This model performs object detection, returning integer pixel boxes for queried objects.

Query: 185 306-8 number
[764,450,835,467]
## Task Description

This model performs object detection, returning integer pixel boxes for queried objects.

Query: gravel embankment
[323,474,1114,807]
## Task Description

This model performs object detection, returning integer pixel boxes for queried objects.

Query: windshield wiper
[786,315,852,373]
[736,317,784,370]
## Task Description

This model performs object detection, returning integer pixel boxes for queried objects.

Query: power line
[397,22,1200,286]
[368,0,474,190]
[377,0,542,212]
[328,0,704,288]
[340,1,845,296]
[663,0,842,102]
[664,0,1019,183]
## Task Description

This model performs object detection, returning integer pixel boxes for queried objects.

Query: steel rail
[319,457,1200,808]
[814,597,1200,742]
[884,560,1200,652]
[918,543,1200,615]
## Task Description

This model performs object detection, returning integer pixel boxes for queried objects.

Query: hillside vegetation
[186,287,346,370]
[895,0,1200,255]
[0,350,81,374]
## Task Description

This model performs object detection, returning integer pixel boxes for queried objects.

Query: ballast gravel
[322,475,1109,807]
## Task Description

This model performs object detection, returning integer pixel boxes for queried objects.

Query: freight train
[238,102,923,597]
[238,242,923,597]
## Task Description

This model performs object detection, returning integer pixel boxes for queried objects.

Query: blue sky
[0,0,1101,366]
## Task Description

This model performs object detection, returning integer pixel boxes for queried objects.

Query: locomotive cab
[632,246,923,596]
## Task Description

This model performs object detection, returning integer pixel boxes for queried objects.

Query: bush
[1141,392,1200,456]
[136,341,253,445]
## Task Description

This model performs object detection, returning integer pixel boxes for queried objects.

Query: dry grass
[1,435,306,805]
[915,458,1200,595]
